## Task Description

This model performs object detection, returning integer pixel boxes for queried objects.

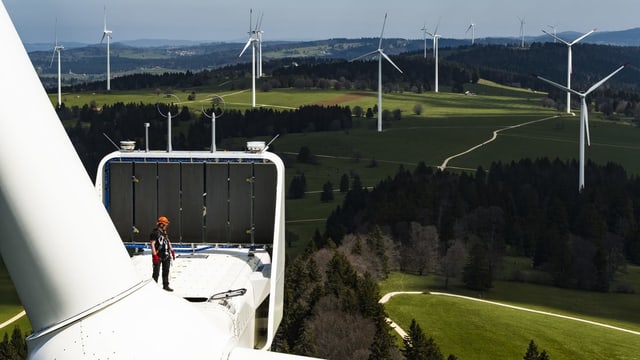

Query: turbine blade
[239,39,252,57]
[101,32,106,44]
[49,49,56,68]
[103,6,107,31]
[542,29,569,45]
[256,13,264,31]
[434,17,441,35]
[570,29,596,46]
[583,100,591,146]
[350,50,379,62]
[466,24,472,33]
[380,50,403,73]
[535,75,581,96]
[379,13,387,49]
[584,65,626,95]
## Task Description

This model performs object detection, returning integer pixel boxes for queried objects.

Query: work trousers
[152,256,171,287]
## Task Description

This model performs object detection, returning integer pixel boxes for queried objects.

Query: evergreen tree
[523,340,539,360]
[288,174,307,199]
[368,318,395,360]
[402,319,445,360]
[340,173,350,193]
[321,181,334,202]
[523,340,550,360]
[462,243,493,291]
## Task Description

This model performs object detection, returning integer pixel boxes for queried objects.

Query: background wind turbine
[547,25,557,43]
[424,20,441,93]
[50,18,63,108]
[351,13,403,132]
[542,28,596,114]
[518,16,526,48]
[239,9,259,107]
[100,6,112,91]
[466,21,476,45]
[421,23,428,59]
[536,64,626,191]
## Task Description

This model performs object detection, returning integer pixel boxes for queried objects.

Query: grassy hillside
[380,271,640,359]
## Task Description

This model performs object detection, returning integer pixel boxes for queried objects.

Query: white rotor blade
[434,18,441,35]
[535,75,582,96]
[350,49,379,62]
[380,50,403,73]
[239,39,253,57]
[541,30,570,46]
[100,32,106,44]
[569,29,596,46]
[466,24,473,33]
[256,13,264,31]
[379,13,388,49]
[585,64,626,95]
[49,47,57,67]
[582,100,591,146]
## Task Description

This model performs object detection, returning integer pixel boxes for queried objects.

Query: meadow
[2,78,632,355]
[379,271,640,359]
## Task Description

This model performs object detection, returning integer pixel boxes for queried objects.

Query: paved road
[379,291,640,339]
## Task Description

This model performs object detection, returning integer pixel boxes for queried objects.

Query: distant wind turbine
[424,20,441,93]
[466,21,476,45]
[50,18,64,108]
[421,23,428,59]
[547,25,557,43]
[535,64,626,191]
[239,9,260,107]
[542,28,596,113]
[351,13,403,132]
[518,16,526,48]
[100,6,112,91]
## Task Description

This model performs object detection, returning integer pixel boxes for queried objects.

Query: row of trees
[57,102,353,179]
[320,158,640,292]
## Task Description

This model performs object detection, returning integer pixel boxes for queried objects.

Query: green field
[15,79,639,356]
[380,272,640,359]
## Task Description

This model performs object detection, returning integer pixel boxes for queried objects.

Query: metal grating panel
[205,163,229,243]
[181,163,204,242]
[134,163,157,242]
[108,162,133,241]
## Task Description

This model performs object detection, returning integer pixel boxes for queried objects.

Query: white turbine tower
[100,6,112,91]
[239,9,259,107]
[351,13,403,132]
[466,21,476,45]
[542,28,596,114]
[424,21,441,93]
[50,18,64,108]
[518,16,526,48]
[536,64,626,191]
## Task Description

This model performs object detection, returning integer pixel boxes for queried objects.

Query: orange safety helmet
[157,216,170,226]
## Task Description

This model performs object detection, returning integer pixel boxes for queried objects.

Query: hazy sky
[4,0,640,44]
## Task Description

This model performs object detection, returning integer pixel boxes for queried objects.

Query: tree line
[319,158,640,293]
[57,102,352,179]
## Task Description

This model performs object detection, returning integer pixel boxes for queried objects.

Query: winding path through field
[438,115,560,170]
[0,310,25,330]
[379,291,640,339]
